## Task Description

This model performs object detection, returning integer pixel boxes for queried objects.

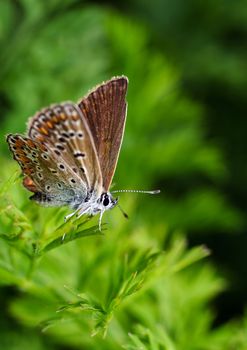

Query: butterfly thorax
[70,191,118,219]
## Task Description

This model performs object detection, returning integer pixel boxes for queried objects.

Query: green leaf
[40,222,103,254]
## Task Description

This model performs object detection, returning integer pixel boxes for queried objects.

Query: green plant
[0,2,246,349]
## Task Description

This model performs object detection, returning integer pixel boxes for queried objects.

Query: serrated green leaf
[41,224,102,254]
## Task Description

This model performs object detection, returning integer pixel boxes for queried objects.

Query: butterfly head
[87,192,118,231]
[97,192,118,212]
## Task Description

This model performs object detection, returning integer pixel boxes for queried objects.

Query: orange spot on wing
[26,139,36,148]
[18,155,30,163]
[39,144,48,151]
[24,168,33,176]
[15,139,24,147]
[72,112,79,121]
[52,116,58,123]
[23,176,37,192]
[59,113,66,121]
[40,127,49,135]
[36,135,45,142]
[46,121,53,128]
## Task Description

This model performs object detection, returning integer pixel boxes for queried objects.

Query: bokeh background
[0,0,247,349]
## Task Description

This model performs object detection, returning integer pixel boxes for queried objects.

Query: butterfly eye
[102,195,110,207]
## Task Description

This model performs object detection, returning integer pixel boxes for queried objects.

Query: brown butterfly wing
[27,102,103,195]
[78,76,128,191]
[6,102,104,207]
[6,134,85,207]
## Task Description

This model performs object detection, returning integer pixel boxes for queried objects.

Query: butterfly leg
[76,206,91,219]
[75,206,105,231]
[62,206,91,241]
[98,209,105,232]
[64,210,79,222]
[65,206,105,231]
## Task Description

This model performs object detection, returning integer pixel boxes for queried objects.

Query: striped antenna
[111,189,160,194]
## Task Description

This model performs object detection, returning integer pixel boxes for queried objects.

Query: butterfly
[7,76,159,228]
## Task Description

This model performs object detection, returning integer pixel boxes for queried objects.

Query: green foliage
[0,161,246,349]
[0,1,246,349]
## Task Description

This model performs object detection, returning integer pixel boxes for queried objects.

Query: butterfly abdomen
[30,192,64,207]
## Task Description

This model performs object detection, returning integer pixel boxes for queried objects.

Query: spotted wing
[78,76,128,191]
[6,134,86,207]
[27,102,103,196]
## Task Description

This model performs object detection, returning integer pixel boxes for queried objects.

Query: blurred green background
[0,0,247,349]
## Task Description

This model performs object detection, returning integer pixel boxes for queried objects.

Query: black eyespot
[56,144,65,151]
[70,178,76,184]
[61,132,69,138]
[46,185,51,191]
[77,133,83,138]
[80,167,85,173]
[103,196,110,206]
[69,132,75,137]
[54,149,61,156]
[74,152,85,158]
[8,137,15,143]
[42,154,48,160]
[57,183,62,189]
[38,173,43,179]
[58,137,66,143]
[59,164,65,170]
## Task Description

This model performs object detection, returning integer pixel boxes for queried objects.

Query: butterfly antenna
[112,189,160,195]
[116,202,129,219]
